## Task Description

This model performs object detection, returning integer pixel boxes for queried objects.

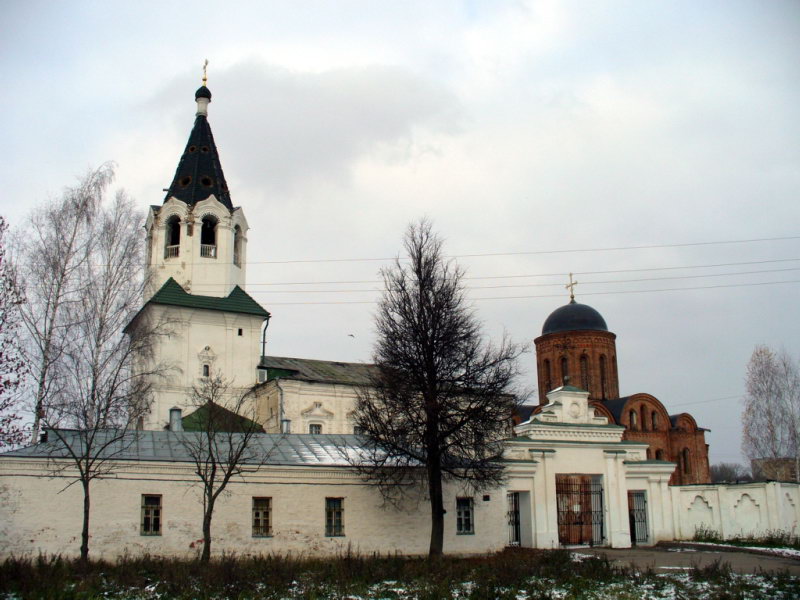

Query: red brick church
[528,294,711,485]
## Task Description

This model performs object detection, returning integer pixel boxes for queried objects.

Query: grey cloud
[151,61,463,195]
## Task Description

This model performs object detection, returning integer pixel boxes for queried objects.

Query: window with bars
[456,497,474,534]
[325,498,344,536]
[141,495,162,536]
[252,497,272,537]
[309,423,322,435]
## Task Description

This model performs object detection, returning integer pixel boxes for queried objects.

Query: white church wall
[0,459,507,560]
[257,380,361,435]
[143,304,263,429]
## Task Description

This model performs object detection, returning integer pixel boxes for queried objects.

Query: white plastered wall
[0,458,507,560]
[256,380,361,435]
[140,304,264,429]
[668,481,800,540]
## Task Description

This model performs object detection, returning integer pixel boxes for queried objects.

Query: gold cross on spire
[566,272,578,302]
[202,59,209,86]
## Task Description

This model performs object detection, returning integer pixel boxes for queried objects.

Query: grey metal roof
[263,355,377,385]
[0,430,367,467]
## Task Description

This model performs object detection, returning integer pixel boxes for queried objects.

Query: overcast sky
[2,0,798,465]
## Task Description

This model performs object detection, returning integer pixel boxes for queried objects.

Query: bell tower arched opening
[165,216,181,258]
[200,215,218,258]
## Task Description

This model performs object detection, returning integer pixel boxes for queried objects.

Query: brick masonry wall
[534,330,619,404]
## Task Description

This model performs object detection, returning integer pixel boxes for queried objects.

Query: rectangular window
[252,497,272,537]
[141,494,162,536]
[456,497,474,534]
[325,497,344,536]
[309,423,322,435]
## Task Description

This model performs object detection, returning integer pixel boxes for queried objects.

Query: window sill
[325,534,346,538]
[140,533,162,537]
[252,534,273,538]
[456,532,475,535]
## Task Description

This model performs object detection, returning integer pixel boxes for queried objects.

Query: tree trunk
[427,459,444,557]
[80,479,90,562]
[201,495,215,563]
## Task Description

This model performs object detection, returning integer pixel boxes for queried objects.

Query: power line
[236,266,800,294]
[257,278,800,305]
[670,395,742,408]
[248,235,800,265]
[188,256,800,288]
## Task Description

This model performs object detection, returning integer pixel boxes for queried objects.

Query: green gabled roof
[182,403,265,433]
[148,278,270,318]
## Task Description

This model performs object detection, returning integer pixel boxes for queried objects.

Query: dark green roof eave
[144,278,269,318]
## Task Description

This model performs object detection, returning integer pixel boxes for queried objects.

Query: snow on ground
[678,541,800,559]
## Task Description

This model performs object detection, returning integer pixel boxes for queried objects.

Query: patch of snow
[681,541,800,558]
[570,552,593,562]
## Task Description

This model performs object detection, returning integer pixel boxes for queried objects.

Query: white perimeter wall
[669,482,800,541]
[0,459,506,560]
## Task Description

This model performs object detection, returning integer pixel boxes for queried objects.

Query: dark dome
[195,85,212,100]
[541,301,608,335]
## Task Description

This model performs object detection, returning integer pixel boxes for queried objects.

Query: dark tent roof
[164,86,232,209]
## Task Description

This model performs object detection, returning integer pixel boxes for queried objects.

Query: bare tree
[14,164,114,444]
[709,462,752,483]
[742,345,800,483]
[178,373,267,563]
[14,167,170,561]
[0,216,27,448]
[352,219,523,557]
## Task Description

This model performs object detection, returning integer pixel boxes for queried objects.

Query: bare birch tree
[0,216,27,448]
[178,373,267,563]
[14,164,114,444]
[742,345,800,483]
[14,166,171,561]
[352,219,523,557]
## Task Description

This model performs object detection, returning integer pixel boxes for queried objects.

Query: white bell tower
[144,81,248,298]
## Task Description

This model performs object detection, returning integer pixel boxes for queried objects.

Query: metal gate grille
[627,490,648,545]
[555,476,604,546]
[507,492,521,546]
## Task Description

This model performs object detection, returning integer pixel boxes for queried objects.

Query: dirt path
[579,545,800,575]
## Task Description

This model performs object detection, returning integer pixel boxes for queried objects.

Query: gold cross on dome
[202,59,209,86]
[565,272,578,302]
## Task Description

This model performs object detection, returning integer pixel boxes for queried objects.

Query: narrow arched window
[651,411,658,430]
[200,215,218,258]
[165,216,181,258]
[641,405,648,431]
[599,355,608,399]
[646,449,652,460]
[560,357,568,385]
[682,448,691,474]
[543,359,552,395]
[655,449,664,460]
[629,409,638,430]
[580,354,589,391]
[233,225,242,267]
